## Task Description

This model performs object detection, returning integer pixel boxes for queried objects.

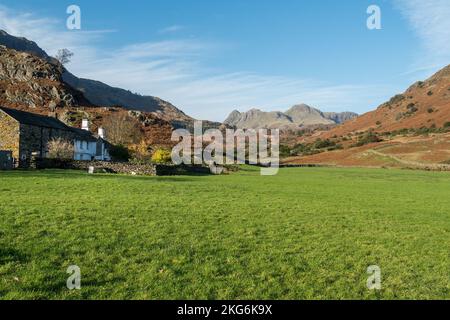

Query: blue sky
[0,0,449,121]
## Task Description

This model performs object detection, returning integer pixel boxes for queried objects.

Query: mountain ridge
[224,104,357,129]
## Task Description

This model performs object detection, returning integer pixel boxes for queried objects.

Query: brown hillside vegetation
[321,65,450,138]
[284,133,450,170]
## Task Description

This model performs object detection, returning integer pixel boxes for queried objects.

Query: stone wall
[19,124,75,167]
[0,111,20,159]
[35,159,156,175]
[155,164,211,176]
[34,158,212,176]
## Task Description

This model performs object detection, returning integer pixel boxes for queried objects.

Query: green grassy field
[0,167,449,300]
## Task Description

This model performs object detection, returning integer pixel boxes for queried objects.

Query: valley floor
[284,132,450,170]
[0,167,449,299]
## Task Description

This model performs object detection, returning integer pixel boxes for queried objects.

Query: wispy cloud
[0,6,392,121]
[158,25,185,34]
[395,0,450,76]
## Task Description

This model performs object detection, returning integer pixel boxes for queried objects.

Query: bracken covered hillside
[321,65,450,138]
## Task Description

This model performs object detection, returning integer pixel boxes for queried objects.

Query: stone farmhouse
[0,106,111,167]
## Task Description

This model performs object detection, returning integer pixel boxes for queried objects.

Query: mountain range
[224,104,357,129]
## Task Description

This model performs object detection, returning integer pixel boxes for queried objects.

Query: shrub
[129,140,151,161]
[388,94,405,105]
[427,108,434,114]
[47,138,74,159]
[327,144,343,151]
[152,149,172,164]
[313,139,336,149]
[351,131,382,147]
[279,145,292,158]
[406,103,418,114]
[444,122,450,128]
[109,145,131,162]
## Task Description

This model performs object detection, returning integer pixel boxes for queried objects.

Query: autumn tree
[102,113,144,146]
[47,138,74,159]
[129,139,152,161]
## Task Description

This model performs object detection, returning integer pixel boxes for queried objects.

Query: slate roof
[70,127,98,142]
[0,106,98,141]
[0,106,70,130]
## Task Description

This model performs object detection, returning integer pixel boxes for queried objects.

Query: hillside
[0,45,90,110]
[319,65,450,138]
[0,45,174,148]
[0,30,194,126]
[224,104,357,129]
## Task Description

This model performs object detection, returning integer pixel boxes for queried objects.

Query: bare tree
[55,49,74,65]
[47,138,74,159]
[102,113,144,146]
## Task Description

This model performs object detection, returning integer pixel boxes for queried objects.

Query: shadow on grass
[21,274,127,298]
[0,247,29,264]
[0,169,205,183]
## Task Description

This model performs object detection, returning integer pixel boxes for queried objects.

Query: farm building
[0,106,111,167]
[72,119,111,161]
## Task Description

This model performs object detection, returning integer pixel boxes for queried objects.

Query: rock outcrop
[0,45,89,111]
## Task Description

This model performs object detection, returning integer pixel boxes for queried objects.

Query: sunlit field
[0,167,449,299]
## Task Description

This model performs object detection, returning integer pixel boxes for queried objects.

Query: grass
[0,167,449,300]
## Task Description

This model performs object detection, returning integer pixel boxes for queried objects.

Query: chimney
[98,127,105,139]
[82,119,89,131]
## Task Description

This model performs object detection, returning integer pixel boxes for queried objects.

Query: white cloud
[395,0,450,75]
[158,25,185,34]
[0,6,393,121]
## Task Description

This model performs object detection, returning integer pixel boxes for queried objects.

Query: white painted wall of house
[74,140,97,161]
[73,140,111,161]
[74,121,111,161]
